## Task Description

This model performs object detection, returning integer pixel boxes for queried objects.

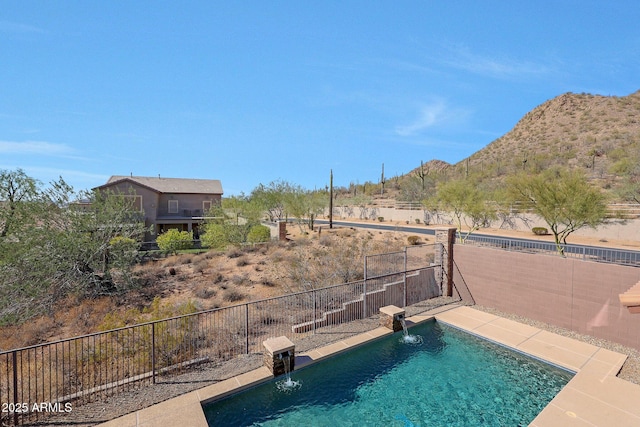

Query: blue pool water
[203,321,573,426]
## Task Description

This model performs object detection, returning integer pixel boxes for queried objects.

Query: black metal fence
[0,244,440,426]
[460,233,640,267]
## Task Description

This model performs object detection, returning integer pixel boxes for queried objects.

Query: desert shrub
[192,259,209,274]
[236,257,249,267]
[318,234,332,246]
[193,285,216,299]
[407,235,421,245]
[271,250,285,263]
[156,229,193,253]
[260,278,276,287]
[230,274,249,286]
[200,223,227,249]
[224,289,245,302]
[176,254,193,265]
[247,224,271,244]
[226,248,244,259]
[201,223,251,250]
[415,218,421,224]
[532,227,549,235]
[377,217,384,222]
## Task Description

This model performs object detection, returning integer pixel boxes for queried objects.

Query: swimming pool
[203,321,574,426]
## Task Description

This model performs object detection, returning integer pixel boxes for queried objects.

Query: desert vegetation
[0,208,410,350]
[2,90,640,350]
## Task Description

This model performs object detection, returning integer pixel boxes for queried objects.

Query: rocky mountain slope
[405,90,640,189]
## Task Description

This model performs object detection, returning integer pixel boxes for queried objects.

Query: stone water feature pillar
[263,336,295,376]
[435,227,456,297]
[379,305,406,332]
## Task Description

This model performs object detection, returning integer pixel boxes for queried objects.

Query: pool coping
[97,305,640,427]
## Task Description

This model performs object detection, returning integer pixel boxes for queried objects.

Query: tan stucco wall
[453,244,640,350]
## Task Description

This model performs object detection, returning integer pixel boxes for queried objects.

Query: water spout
[400,318,423,345]
[276,352,301,392]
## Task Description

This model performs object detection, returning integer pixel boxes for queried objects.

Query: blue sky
[2,1,639,196]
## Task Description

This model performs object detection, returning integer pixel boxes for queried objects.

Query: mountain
[463,90,640,180]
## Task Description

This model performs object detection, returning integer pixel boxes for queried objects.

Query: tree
[0,168,40,238]
[283,186,328,232]
[507,168,607,255]
[250,180,297,222]
[0,173,148,324]
[349,193,373,220]
[436,179,497,242]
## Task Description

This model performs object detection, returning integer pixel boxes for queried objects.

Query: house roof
[97,176,223,195]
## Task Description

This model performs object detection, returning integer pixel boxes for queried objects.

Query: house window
[168,200,179,214]
[203,200,212,213]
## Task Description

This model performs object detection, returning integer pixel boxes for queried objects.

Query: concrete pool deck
[97,305,640,427]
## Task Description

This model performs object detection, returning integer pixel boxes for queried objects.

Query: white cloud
[0,20,45,34]
[442,44,551,79]
[0,140,74,156]
[395,101,448,137]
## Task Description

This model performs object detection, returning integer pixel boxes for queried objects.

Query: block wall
[453,245,640,350]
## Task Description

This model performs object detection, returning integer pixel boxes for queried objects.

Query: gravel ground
[26,298,640,426]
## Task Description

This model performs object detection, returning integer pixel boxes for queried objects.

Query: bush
[109,236,137,249]
[201,223,227,249]
[532,227,549,235]
[247,224,271,244]
[407,235,421,245]
[223,289,245,302]
[201,223,251,249]
[193,285,216,299]
[156,229,193,253]
[108,236,138,265]
[378,217,384,222]
[415,218,421,224]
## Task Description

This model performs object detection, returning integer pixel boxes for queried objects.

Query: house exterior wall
[157,193,221,217]
[453,244,640,350]
[99,181,160,226]
[98,181,222,240]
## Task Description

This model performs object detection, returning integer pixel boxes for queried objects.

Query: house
[94,175,223,241]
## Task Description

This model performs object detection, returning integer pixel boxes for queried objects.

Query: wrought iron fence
[0,245,441,426]
[460,233,640,267]
[364,244,436,279]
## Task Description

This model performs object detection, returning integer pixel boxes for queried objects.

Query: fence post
[12,350,18,426]
[245,304,250,354]
[403,247,407,307]
[151,323,156,384]
[313,289,317,334]
[363,256,368,318]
